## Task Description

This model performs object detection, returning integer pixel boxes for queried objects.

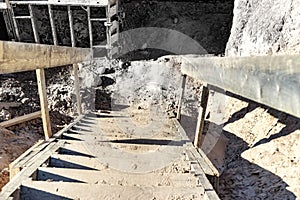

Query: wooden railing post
[67,6,82,115]
[176,74,187,121]
[73,64,82,115]
[194,85,209,148]
[36,68,52,140]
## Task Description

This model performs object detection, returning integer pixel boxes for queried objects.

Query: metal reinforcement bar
[0,41,91,74]
[180,54,300,118]
[8,0,112,6]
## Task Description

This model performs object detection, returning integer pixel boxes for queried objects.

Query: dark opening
[0,11,9,40]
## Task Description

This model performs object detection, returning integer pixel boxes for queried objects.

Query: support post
[36,68,52,140]
[194,85,209,148]
[87,6,93,48]
[176,74,187,121]
[68,6,82,115]
[73,64,82,115]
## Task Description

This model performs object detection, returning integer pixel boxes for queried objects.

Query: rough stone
[226,0,300,56]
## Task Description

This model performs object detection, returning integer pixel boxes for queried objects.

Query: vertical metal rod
[87,6,93,48]
[67,5,75,47]
[176,74,187,121]
[194,85,209,148]
[28,4,40,43]
[48,4,58,45]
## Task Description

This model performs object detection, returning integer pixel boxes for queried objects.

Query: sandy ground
[0,126,42,191]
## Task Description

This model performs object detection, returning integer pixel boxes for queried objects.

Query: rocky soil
[226,0,300,56]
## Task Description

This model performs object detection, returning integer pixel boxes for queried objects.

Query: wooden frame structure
[175,54,300,190]
[0,40,91,139]
[1,0,120,58]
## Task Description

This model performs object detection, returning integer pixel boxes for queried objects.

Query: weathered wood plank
[73,64,82,115]
[36,68,52,140]
[9,140,44,180]
[0,140,64,200]
[0,111,41,128]
[194,86,209,148]
[176,74,186,121]
[180,55,300,118]
[0,41,91,74]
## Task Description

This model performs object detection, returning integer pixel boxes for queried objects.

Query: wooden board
[180,55,300,118]
[0,111,41,128]
[0,41,91,74]
[0,140,65,200]
[36,69,52,140]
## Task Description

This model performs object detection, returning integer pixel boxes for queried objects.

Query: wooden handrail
[180,54,300,118]
[0,41,91,74]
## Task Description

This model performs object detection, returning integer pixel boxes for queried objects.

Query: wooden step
[59,141,93,157]
[49,154,106,170]
[36,167,198,187]
[21,180,205,200]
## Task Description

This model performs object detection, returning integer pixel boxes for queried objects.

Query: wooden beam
[0,111,41,128]
[67,7,82,115]
[73,64,82,115]
[180,55,300,118]
[9,139,44,180]
[0,140,65,200]
[176,74,186,121]
[0,41,91,74]
[194,86,209,148]
[36,68,52,140]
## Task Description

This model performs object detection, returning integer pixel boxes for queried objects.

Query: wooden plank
[180,55,300,118]
[36,68,52,140]
[110,20,118,33]
[194,86,209,148]
[67,7,82,115]
[10,0,109,6]
[109,4,117,18]
[48,5,58,45]
[73,64,82,115]
[176,74,186,121]
[14,16,31,19]
[9,140,44,180]
[53,114,85,138]
[0,140,65,200]
[9,5,20,41]
[189,155,220,200]
[0,111,41,128]
[111,32,118,44]
[0,41,91,74]
[90,18,106,21]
